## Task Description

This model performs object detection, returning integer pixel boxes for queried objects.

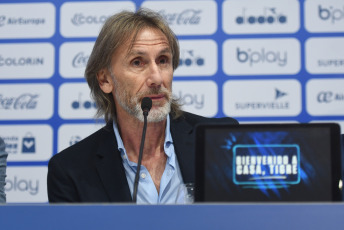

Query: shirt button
[141,173,146,179]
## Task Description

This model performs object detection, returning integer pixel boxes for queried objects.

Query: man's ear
[97,69,113,93]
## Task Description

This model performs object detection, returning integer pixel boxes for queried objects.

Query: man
[0,137,8,203]
[48,8,238,204]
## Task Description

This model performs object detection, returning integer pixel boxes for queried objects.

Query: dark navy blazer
[47,112,238,203]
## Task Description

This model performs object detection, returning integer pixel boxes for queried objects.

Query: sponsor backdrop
[0,0,343,203]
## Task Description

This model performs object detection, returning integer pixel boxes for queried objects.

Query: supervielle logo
[60,1,135,37]
[142,1,217,35]
[0,3,55,39]
[222,0,300,34]
[305,37,344,74]
[223,79,301,117]
[173,81,218,117]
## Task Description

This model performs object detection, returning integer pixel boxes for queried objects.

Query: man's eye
[159,56,168,64]
[132,59,142,66]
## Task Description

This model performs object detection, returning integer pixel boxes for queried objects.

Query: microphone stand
[132,98,151,203]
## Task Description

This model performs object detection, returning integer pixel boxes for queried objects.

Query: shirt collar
[112,115,173,158]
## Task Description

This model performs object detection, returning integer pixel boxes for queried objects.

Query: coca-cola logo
[0,94,39,110]
[72,52,89,68]
[158,9,202,25]
[71,13,108,26]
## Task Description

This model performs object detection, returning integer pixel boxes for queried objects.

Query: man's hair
[85,8,182,123]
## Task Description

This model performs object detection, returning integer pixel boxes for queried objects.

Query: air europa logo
[317,91,344,103]
[0,15,45,27]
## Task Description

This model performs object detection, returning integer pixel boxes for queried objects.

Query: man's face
[109,27,174,122]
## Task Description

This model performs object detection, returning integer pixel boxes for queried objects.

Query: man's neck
[116,111,167,163]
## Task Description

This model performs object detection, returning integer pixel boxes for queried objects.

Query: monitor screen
[195,123,342,202]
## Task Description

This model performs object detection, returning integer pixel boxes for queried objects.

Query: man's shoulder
[176,111,239,126]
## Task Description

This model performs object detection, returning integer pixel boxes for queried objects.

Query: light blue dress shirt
[113,116,184,204]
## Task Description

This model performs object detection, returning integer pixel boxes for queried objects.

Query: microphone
[132,97,152,203]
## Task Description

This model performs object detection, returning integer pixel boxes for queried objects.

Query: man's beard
[114,82,172,123]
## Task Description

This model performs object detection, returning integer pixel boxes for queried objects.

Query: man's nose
[147,63,162,87]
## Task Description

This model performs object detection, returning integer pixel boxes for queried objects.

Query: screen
[195,123,342,202]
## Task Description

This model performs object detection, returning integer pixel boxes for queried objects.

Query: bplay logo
[59,42,94,78]
[0,84,54,120]
[222,0,300,34]
[142,1,217,35]
[0,125,53,161]
[5,167,48,203]
[305,0,344,32]
[223,80,301,117]
[306,79,344,116]
[223,38,300,75]
[318,5,344,24]
[59,83,97,119]
[305,37,344,74]
[174,40,217,76]
[58,123,105,152]
[172,81,218,117]
[0,43,54,79]
[0,3,55,39]
[60,2,135,37]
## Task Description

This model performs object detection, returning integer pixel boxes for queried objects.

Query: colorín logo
[60,1,135,37]
[0,43,54,79]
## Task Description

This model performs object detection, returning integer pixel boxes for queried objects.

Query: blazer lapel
[94,125,132,202]
[170,115,195,183]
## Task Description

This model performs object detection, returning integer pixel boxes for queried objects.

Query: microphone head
[141,97,152,112]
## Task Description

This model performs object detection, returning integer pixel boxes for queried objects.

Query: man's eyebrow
[126,47,172,58]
